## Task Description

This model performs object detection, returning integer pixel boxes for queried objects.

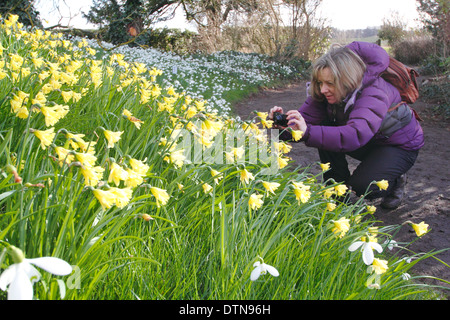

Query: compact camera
[273,112,288,127]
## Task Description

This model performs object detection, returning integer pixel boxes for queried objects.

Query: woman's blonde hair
[309,44,366,102]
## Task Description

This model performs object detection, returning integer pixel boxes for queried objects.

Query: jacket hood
[346,41,390,86]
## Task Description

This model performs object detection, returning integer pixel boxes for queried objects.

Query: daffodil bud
[8,246,25,263]
[141,213,153,221]
[5,164,17,174]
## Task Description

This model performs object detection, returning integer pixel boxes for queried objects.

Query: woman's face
[317,67,338,104]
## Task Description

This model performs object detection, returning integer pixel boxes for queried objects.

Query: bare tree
[180,0,259,52]
[212,0,330,60]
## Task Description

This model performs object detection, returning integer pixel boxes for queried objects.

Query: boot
[381,174,407,209]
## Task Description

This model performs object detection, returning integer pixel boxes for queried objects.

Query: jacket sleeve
[302,84,390,152]
[298,96,327,125]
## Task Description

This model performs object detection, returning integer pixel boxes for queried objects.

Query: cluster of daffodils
[346,220,429,289]
[322,177,431,290]
[0,15,178,213]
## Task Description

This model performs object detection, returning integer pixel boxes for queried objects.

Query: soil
[233,79,450,295]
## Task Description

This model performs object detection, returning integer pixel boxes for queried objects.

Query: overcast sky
[35,0,422,31]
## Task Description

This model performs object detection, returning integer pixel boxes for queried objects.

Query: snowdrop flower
[250,258,279,281]
[383,239,398,250]
[0,246,72,300]
[348,238,383,265]
[402,273,411,281]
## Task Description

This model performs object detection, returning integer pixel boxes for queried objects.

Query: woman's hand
[286,110,307,132]
[268,106,284,120]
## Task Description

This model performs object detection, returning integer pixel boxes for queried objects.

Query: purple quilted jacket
[299,41,424,152]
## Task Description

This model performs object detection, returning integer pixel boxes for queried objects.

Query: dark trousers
[319,143,419,199]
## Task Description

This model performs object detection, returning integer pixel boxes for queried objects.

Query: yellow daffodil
[31,56,44,68]
[202,119,223,136]
[66,132,94,152]
[231,147,245,160]
[375,180,389,190]
[277,156,289,169]
[31,91,47,106]
[16,106,29,119]
[366,205,377,214]
[124,168,144,188]
[60,90,72,103]
[9,54,24,71]
[371,258,389,275]
[368,227,379,237]
[167,86,176,96]
[332,217,350,238]
[326,202,336,211]
[122,109,144,129]
[54,146,75,166]
[75,152,97,167]
[164,149,186,168]
[80,165,104,187]
[31,127,55,150]
[261,181,280,196]
[248,193,264,210]
[210,169,223,185]
[202,182,213,194]
[291,129,303,141]
[150,186,170,207]
[129,158,149,176]
[260,118,273,129]
[411,221,429,237]
[292,181,308,190]
[239,168,254,185]
[39,104,69,127]
[320,162,330,172]
[108,162,129,186]
[185,106,197,119]
[0,69,7,80]
[109,187,132,208]
[255,111,268,119]
[334,184,348,196]
[274,142,292,154]
[198,134,213,149]
[293,185,311,204]
[92,188,116,210]
[103,130,123,148]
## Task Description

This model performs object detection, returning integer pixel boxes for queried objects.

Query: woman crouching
[269,42,424,209]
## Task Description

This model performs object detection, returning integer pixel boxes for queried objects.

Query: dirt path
[234,80,450,292]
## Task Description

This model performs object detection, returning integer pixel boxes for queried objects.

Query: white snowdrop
[250,258,279,281]
[0,246,72,300]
